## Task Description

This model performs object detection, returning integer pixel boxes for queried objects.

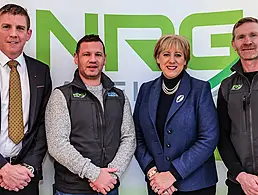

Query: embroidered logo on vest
[231,84,242,90]
[73,92,86,98]
[107,91,118,97]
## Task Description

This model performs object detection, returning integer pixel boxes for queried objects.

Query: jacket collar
[231,59,245,76]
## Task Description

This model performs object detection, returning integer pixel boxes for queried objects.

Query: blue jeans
[55,188,119,195]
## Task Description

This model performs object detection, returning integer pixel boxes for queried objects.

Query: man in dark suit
[0,3,52,195]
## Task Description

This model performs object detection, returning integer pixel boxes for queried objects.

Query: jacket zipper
[95,97,105,167]
[244,75,256,173]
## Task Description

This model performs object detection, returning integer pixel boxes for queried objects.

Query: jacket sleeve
[133,84,155,173]
[45,89,101,182]
[22,66,52,171]
[171,82,219,179]
[107,94,136,178]
[217,85,244,179]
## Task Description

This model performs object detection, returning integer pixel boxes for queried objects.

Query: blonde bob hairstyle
[154,34,190,69]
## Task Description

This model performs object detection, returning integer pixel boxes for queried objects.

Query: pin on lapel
[176,95,184,103]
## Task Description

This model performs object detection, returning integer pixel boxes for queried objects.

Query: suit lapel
[148,77,161,129]
[165,71,191,126]
[148,77,164,152]
[24,54,37,133]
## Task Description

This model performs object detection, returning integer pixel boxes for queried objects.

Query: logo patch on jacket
[107,91,118,97]
[231,84,242,90]
[73,92,86,98]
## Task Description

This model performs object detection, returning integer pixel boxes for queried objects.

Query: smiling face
[74,41,106,84]
[232,22,258,61]
[0,13,32,59]
[156,46,186,79]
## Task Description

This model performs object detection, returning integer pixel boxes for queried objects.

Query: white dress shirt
[0,50,30,158]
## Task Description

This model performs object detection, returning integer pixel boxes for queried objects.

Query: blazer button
[166,156,171,161]
[167,130,172,134]
[166,143,171,148]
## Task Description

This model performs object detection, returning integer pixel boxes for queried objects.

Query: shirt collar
[0,50,25,67]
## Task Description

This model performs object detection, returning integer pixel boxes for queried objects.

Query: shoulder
[220,72,237,87]
[24,54,50,70]
[140,77,160,91]
[188,74,211,90]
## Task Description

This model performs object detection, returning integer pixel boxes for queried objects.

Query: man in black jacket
[0,3,52,195]
[218,17,258,195]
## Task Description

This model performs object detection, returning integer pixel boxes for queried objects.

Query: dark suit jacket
[134,71,219,191]
[0,53,52,178]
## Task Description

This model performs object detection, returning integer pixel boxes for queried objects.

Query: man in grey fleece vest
[45,34,136,195]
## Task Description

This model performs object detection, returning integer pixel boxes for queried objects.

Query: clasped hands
[148,167,177,195]
[89,167,117,195]
[0,163,34,192]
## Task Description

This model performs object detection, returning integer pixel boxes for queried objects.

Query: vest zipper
[244,75,256,173]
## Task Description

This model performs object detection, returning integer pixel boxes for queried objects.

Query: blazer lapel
[24,54,37,133]
[165,71,191,126]
[148,77,162,129]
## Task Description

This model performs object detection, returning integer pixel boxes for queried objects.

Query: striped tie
[8,60,24,144]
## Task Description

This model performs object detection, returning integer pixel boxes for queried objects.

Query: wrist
[147,167,158,180]
[21,163,34,174]
[236,172,246,183]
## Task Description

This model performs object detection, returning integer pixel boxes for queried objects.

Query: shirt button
[167,130,172,134]
[166,156,171,161]
[166,143,171,148]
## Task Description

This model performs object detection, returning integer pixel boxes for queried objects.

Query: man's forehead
[80,42,104,53]
[235,22,258,33]
[0,13,27,25]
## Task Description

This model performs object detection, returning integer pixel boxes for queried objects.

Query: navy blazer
[0,54,52,177]
[134,71,219,191]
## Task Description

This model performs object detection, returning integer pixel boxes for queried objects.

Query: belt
[5,156,17,164]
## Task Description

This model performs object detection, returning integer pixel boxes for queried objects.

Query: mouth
[242,47,256,51]
[7,41,19,45]
[166,65,177,70]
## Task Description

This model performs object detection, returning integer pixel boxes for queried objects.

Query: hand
[162,185,178,195]
[90,168,117,195]
[236,172,258,195]
[150,171,176,194]
[0,163,34,191]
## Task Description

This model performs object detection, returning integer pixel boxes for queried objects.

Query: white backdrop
[2,0,258,194]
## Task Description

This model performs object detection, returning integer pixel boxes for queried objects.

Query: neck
[241,59,258,72]
[79,74,101,86]
[1,50,22,60]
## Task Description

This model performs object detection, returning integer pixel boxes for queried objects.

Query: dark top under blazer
[0,53,52,178]
[134,71,219,191]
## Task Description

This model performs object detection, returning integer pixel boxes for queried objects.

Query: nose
[89,54,97,62]
[243,36,252,45]
[169,55,176,63]
[9,27,17,37]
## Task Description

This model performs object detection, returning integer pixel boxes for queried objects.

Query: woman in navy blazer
[133,34,219,195]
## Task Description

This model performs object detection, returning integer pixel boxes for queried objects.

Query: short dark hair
[232,17,258,41]
[0,4,30,30]
[76,34,105,54]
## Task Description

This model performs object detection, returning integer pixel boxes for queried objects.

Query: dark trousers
[226,179,245,195]
[148,184,216,195]
[0,180,39,195]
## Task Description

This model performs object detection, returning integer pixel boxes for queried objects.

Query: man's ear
[232,40,236,51]
[26,29,32,41]
[74,52,78,65]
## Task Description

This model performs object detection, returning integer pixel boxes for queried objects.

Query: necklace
[162,80,181,95]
